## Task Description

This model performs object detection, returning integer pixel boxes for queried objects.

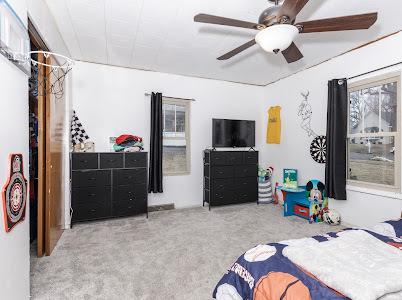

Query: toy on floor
[323,209,341,225]
[273,182,285,205]
[258,166,274,204]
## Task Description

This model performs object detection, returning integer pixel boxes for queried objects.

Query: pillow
[368,218,402,239]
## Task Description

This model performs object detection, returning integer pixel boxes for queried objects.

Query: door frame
[28,18,66,257]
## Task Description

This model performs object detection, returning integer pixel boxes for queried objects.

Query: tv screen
[212,119,255,148]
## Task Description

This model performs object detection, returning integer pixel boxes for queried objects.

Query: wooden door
[45,56,65,255]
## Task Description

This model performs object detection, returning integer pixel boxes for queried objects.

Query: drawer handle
[88,193,96,197]
[298,209,307,213]
[127,176,133,179]
[129,198,134,201]
[242,182,248,185]
[108,159,115,162]
[219,185,224,188]
[80,160,88,163]
[218,171,224,174]
[90,209,96,212]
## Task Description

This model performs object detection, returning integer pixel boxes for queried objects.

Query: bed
[213,218,402,300]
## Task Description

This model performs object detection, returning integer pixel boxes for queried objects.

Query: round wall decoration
[2,154,27,232]
[310,135,326,164]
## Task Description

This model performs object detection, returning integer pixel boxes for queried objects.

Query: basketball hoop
[29,51,75,100]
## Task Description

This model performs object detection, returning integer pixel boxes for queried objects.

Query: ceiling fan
[194,0,378,63]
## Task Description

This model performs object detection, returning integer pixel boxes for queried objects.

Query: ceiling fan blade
[194,14,265,30]
[278,0,310,22]
[282,42,303,63]
[217,39,256,60]
[297,12,378,33]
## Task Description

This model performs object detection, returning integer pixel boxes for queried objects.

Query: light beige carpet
[30,203,340,300]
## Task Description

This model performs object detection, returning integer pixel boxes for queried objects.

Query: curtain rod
[144,92,195,102]
[347,61,402,81]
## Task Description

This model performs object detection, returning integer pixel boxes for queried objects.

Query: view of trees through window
[162,100,189,174]
[348,79,398,187]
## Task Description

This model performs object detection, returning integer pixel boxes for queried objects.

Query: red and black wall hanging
[2,154,27,232]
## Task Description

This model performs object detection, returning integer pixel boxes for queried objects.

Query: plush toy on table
[305,180,328,223]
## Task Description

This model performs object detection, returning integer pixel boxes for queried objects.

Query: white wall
[72,61,264,209]
[260,32,402,227]
[0,1,30,298]
[28,0,70,57]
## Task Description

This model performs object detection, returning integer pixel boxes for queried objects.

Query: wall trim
[346,184,402,200]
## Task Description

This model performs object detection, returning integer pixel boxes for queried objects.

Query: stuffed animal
[258,167,267,183]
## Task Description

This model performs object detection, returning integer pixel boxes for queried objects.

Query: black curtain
[148,92,163,193]
[325,79,348,200]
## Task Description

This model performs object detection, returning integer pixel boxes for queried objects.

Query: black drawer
[113,184,147,204]
[112,200,147,217]
[236,189,257,203]
[244,152,258,165]
[235,177,257,190]
[72,170,111,188]
[210,190,236,206]
[72,153,98,170]
[226,152,244,165]
[113,169,147,186]
[210,166,234,179]
[210,152,244,165]
[100,153,123,169]
[211,178,235,191]
[72,202,111,222]
[125,152,147,168]
[72,186,111,205]
[235,165,257,177]
[210,152,228,166]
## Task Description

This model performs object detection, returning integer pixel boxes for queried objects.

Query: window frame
[347,72,401,192]
[162,97,191,176]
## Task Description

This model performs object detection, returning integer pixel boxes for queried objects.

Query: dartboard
[310,135,326,164]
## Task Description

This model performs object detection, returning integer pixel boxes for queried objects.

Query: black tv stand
[203,149,258,209]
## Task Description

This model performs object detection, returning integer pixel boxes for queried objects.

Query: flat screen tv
[212,119,255,148]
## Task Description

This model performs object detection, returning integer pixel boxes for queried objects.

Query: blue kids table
[278,186,310,220]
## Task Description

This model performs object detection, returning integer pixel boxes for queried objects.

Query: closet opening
[28,18,65,257]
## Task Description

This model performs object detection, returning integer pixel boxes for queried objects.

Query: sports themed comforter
[213,219,402,300]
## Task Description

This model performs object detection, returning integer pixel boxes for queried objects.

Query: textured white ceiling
[45,0,402,85]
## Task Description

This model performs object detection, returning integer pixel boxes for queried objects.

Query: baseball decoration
[244,245,276,262]
[2,154,27,232]
[310,135,326,164]
[215,284,242,300]
[323,209,341,226]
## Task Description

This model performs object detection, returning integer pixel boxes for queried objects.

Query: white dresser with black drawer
[203,150,258,209]
[71,152,148,223]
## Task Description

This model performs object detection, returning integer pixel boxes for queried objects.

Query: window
[347,73,400,191]
[162,97,191,175]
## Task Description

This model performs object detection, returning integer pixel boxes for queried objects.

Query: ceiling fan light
[255,24,299,53]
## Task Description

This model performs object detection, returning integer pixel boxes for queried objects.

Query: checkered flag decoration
[71,110,89,145]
